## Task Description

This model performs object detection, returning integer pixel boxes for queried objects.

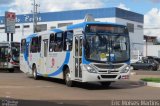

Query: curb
[130,72,136,76]
[140,80,160,87]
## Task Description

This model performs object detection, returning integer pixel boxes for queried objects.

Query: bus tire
[64,68,73,87]
[100,82,111,87]
[32,65,39,80]
[8,69,14,73]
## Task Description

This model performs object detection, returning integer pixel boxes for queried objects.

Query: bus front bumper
[0,60,19,68]
[82,71,130,82]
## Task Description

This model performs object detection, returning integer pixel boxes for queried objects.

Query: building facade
[143,35,160,57]
[0,7,144,57]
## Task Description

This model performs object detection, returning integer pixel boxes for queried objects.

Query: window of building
[23,25,30,28]
[15,26,20,28]
[30,37,39,53]
[63,30,73,51]
[58,23,72,28]
[50,26,56,29]
[21,39,26,53]
[0,27,5,29]
[127,23,134,33]
[36,24,47,32]
[137,25,143,29]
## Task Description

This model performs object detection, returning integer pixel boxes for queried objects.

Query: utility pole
[32,0,40,33]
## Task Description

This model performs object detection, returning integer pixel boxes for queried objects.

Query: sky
[0,0,160,37]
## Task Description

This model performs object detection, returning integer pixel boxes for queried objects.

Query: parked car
[131,58,159,71]
[147,56,160,63]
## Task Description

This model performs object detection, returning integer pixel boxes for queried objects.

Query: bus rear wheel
[64,68,73,87]
[32,65,39,80]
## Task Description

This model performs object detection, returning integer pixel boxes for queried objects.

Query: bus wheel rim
[33,69,36,78]
[66,73,70,82]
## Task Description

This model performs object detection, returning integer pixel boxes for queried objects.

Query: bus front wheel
[32,65,39,80]
[64,68,73,87]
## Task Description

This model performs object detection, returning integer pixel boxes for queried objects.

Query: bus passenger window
[38,36,41,52]
[54,33,63,52]
[64,31,73,51]
[49,34,55,52]
[30,37,39,53]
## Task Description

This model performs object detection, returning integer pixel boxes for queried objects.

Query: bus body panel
[20,22,130,83]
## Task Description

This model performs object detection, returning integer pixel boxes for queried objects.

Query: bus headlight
[84,65,97,73]
[121,66,130,73]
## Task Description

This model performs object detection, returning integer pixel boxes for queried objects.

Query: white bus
[0,42,20,72]
[20,22,130,87]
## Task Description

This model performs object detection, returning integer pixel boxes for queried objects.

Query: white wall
[143,45,160,57]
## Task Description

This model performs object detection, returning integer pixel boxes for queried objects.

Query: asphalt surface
[0,69,160,106]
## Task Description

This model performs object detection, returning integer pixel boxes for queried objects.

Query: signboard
[5,12,16,33]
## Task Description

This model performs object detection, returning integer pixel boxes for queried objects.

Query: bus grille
[98,70,119,73]
[101,75,117,79]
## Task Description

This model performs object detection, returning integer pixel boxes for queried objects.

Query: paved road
[134,70,160,75]
[0,69,160,106]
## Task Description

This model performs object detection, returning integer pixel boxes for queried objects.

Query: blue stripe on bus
[51,29,62,33]
[37,51,70,77]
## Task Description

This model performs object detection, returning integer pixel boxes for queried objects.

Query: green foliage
[141,78,160,83]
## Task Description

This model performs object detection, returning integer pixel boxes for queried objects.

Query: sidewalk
[129,70,160,81]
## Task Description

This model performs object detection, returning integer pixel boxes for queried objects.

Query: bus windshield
[84,24,130,63]
[11,42,20,62]
[0,46,8,62]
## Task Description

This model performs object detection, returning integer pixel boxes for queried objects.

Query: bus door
[74,35,82,79]
[41,39,48,74]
